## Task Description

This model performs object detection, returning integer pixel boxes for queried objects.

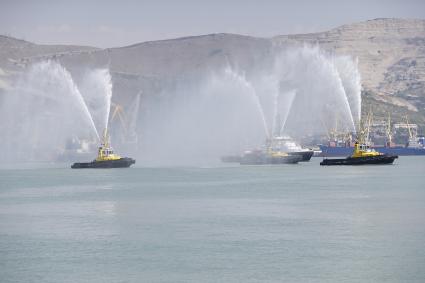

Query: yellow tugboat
[71,129,135,169]
[320,117,398,165]
[320,142,398,165]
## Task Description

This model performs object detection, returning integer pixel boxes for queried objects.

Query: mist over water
[139,68,267,165]
[0,46,361,164]
[0,60,112,161]
[138,46,361,165]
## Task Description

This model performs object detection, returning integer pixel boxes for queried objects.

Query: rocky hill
[0,35,97,90]
[1,18,424,129]
[274,18,425,126]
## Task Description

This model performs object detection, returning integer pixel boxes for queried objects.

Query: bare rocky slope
[1,18,424,128]
[0,35,97,90]
[274,18,425,126]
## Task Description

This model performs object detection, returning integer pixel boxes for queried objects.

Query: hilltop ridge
[1,18,424,127]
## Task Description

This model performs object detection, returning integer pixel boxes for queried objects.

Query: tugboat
[71,129,135,169]
[320,141,398,165]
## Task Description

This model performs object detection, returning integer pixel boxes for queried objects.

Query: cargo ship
[71,129,135,169]
[319,141,425,157]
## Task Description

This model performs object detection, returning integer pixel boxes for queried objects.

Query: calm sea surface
[1,157,424,282]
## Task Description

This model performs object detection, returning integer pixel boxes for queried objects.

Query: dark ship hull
[221,151,313,163]
[71,157,135,169]
[288,150,314,161]
[240,153,302,165]
[320,155,398,166]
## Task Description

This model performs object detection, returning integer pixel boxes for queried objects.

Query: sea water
[1,157,424,282]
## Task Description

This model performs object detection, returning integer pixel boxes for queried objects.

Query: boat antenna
[365,108,373,144]
[102,128,110,148]
[320,117,331,140]
[386,113,392,144]
[405,115,413,139]
[111,103,128,139]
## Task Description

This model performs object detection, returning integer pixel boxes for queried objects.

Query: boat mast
[102,128,110,148]
[386,113,392,145]
[405,115,413,140]
[365,110,373,144]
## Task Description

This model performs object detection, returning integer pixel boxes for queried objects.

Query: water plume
[222,67,270,138]
[0,60,115,161]
[272,46,360,135]
[78,68,113,136]
[0,45,362,164]
[334,56,362,127]
[279,90,297,135]
[17,60,99,139]
[132,45,362,165]
[249,73,280,138]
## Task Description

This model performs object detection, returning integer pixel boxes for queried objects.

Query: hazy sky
[1,0,425,48]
